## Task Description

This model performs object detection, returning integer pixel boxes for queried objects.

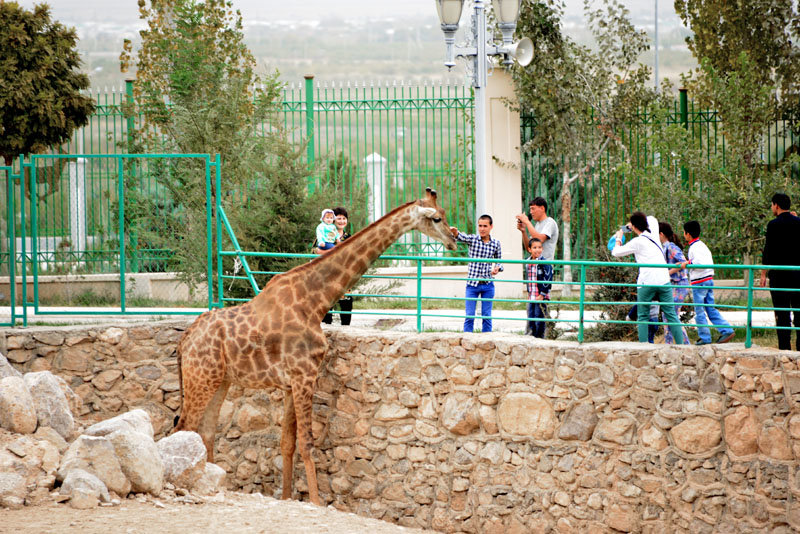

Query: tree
[633,53,800,267]
[0,2,95,165]
[674,0,800,122]
[513,0,657,294]
[120,0,355,293]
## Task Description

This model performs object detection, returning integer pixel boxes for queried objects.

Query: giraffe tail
[172,347,184,431]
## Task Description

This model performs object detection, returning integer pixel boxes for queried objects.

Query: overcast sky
[24,0,683,27]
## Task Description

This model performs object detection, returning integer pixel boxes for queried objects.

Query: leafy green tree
[674,0,800,123]
[0,2,94,165]
[513,0,657,293]
[120,0,352,294]
[633,53,800,267]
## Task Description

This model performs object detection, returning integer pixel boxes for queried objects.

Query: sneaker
[695,339,710,346]
[716,332,735,344]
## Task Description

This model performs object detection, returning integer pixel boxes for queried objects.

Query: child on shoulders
[316,209,339,251]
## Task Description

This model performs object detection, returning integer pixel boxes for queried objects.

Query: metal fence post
[304,75,315,170]
[117,158,126,312]
[125,79,135,152]
[578,264,586,342]
[679,88,689,189]
[416,259,423,332]
[745,268,755,348]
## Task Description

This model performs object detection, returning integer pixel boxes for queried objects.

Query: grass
[36,290,207,308]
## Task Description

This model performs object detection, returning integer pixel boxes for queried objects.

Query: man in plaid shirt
[450,215,503,332]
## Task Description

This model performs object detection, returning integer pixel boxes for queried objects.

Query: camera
[620,225,632,234]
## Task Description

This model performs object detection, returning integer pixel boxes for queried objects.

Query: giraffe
[173,188,458,505]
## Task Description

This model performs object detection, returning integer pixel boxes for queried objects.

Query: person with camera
[611,212,685,344]
[516,197,559,260]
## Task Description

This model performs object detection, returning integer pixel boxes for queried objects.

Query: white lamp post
[435,0,532,219]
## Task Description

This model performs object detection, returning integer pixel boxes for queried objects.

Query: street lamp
[435,0,532,218]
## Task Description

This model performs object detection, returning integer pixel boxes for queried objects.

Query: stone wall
[2,321,800,533]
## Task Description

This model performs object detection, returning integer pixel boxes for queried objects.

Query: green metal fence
[35,80,474,261]
[1,153,222,325]
[521,90,800,260]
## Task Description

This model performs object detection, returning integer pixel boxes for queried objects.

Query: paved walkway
[0,306,779,338]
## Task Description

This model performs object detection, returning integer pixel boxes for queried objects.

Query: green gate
[2,153,223,324]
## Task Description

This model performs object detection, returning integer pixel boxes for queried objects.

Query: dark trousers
[526,301,548,338]
[323,297,353,326]
[769,280,800,350]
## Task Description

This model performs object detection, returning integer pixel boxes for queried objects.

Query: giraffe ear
[417,206,438,218]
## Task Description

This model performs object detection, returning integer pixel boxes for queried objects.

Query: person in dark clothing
[760,193,800,350]
[314,206,354,325]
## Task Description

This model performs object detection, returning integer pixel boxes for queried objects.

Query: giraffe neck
[276,201,420,321]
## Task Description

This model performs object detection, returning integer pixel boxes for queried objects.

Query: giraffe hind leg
[172,357,227,462]
[292,379,321,506]
[280,392,298,500]
[197,379,231,464]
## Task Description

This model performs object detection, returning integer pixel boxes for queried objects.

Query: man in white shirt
[612,211,685,344]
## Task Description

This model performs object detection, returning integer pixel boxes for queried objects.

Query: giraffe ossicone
[173,187,457,505]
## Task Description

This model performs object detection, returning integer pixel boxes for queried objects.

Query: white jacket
[612,227,670,286]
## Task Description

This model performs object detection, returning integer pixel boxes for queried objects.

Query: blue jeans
[691,279,733,343]
[526,301,547,338]
[464,282,495,332]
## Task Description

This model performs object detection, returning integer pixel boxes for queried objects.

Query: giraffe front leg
[292,380,321,506]
[280,392,297,500]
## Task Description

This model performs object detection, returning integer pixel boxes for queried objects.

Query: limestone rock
[497,392,555,440]
[108,428,164,494]
[594,417,635,446]
[58,435,131,496]
[235,404,269,432]
[758,426,793,460]
[724,406,759,456]
[192,462,226,495]
[558,403,598,441]
[789,414,800,440]
[54,374,83,419]
[156,431,207,489]
[33,426,69,453]
[61,468,110,505]
[441,393,479,435]
[374,403,410,421]
[98,327,124,345]
[606,503,637,532]
[23,371,76,441]
[0,354,22,380]
[640,425,668,451]
[92,369,123,391]
[0,472,27,509]
[0,376,38,434]
[84,409,155,440]
[671,416,721,454]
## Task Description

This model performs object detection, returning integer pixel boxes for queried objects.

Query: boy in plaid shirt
[524,237,553,337]
[450,215,503,332]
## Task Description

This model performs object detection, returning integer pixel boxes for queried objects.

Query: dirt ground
[0,491,432,534]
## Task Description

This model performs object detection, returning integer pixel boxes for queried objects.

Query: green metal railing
[215,242,798,349]
[1,153,222,325]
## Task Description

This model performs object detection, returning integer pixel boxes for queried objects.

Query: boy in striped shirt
[679,220,735,345]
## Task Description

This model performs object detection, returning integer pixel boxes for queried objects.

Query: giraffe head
[414,187,458,251]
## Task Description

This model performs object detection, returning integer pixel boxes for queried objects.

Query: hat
[320,209,334,222]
